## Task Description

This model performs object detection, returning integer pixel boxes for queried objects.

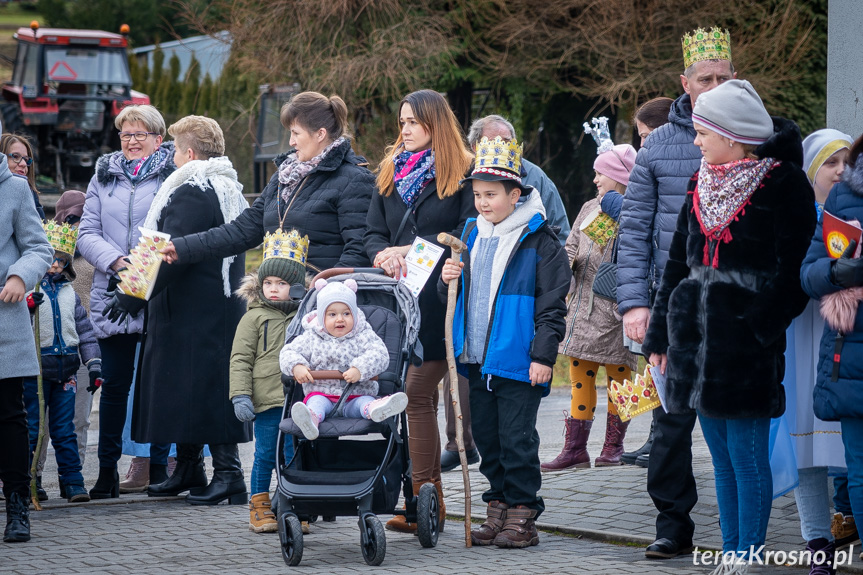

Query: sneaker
[291,402,320,440]
[64,483,91,503]
[364,392,408,422]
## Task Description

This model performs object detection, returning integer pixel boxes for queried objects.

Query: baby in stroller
[279,279,408,440]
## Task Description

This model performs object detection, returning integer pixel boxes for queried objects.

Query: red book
[823,211,863,259]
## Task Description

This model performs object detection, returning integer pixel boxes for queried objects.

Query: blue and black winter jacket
[440,205,569,386]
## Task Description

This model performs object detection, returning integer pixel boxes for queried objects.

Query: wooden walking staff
[29,284,45,511]
[437,232,471,547]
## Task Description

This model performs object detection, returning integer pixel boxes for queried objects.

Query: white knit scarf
[143,156,250,297]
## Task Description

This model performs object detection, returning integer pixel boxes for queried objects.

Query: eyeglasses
[8,153,32,166]
[52,257,69,268]
[118,132,159,142]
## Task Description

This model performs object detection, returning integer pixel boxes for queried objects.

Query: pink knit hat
[593,144,637,187]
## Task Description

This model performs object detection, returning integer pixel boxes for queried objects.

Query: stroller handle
[311,267,385,283]
[308,370,378,381]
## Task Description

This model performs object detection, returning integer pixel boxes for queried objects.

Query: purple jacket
[77,143,175,339]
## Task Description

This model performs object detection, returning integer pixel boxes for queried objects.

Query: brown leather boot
[595,412,630,467]
[471,500,509,545]
[493,505,539,548]
[541,415,592,472]
[433,480,446,533]
[248,492,278,533]
[386,482,422,533]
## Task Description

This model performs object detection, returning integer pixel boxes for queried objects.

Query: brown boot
[541,415,592,472]
[471,500,509,545]
[832,512,859,547]
[119,457,150,493]
[386,482,422,533]
[493,505,539,548]
[433,480,446,533]
[248,492,278,533]
[595,412,630,467]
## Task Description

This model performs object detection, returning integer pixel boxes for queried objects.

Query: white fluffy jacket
[279,308,389,397]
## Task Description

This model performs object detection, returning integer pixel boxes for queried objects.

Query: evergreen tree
[199,73,214,116]
[179,56,201,115]
[148,45,164,105]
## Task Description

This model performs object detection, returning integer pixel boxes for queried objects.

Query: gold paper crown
[262,228,309,265]
[682,27,732,69]
[607,367,662,422]
[473,136,524,182]
[43,220,78,255]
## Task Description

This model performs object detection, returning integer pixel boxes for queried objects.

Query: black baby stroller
[275,268,439,566]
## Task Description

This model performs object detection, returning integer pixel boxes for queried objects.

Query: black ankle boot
[186,444,247,506]
[149,464,169,486]
[621,415,655,465]
[35,477,48,502]
[89,466,119,499]
[148,444,206,497]
[4,492,31,542]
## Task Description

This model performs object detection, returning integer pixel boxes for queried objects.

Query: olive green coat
[229,274,296,413]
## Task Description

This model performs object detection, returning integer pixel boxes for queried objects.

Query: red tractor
[1,22,149,190]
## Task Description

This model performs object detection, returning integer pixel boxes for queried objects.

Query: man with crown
[616,26,735,559]
[22,221,101,504]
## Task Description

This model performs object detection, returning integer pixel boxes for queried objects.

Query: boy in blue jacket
[440,136,569,549]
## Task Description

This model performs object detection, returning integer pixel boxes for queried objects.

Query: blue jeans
[834,474,852,516]
[23,375,84,485]
[251,407,294,495]
[698,414,772,557]
[840,419,863,522]
[794,467,833,541]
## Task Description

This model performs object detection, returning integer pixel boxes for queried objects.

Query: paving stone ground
[5,386,860,574]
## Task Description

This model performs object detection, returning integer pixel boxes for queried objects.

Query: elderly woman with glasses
[77,104,176,499]
[0,134,44,220]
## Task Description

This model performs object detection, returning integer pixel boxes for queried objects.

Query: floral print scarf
[278,137,345,203]
[694,157,778,268]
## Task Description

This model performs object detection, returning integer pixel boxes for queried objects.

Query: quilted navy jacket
[616,94,702,314]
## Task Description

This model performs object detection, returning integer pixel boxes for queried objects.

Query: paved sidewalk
[6,386,860,574]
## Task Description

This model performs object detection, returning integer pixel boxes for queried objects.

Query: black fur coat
[642,118,817,419]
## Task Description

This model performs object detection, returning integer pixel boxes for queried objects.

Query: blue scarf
[122,149,163,184]
[393,148,435,206]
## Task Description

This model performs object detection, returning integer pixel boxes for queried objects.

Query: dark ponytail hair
[633,97,674,130]
[280,91,350,140]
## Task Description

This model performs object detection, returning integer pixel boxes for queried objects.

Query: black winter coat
[364,181,476,361]
[642,118,816,420]
[132,182,252,445]
[172,139,374,273]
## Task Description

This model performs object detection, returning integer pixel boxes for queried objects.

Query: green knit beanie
[258,256,306,286]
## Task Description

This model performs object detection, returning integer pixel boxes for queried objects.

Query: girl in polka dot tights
[541,143,638,472]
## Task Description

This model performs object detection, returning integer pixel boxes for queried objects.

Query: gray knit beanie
[692,79,774,145]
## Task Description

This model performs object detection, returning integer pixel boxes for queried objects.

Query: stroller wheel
[416,483,439,548]
[360,515,386,566]
[278,513,304,566]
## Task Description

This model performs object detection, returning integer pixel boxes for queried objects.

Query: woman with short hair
[78,104,175,499]
[105,115,253,504]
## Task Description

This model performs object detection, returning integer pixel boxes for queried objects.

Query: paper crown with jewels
[43,220,78,255]
[262,228,309,265]
[472,136,524,183]
[682,26,732,69]
[607,366,662,422]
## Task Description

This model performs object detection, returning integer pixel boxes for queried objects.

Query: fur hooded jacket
[229,274,297,413]
[801,155,863,420]
[279,305,389,398]
[642,117,817,419]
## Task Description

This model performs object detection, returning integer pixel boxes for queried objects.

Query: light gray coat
[0,159,53,379]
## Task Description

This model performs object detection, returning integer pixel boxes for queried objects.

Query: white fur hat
[314,279,359,332]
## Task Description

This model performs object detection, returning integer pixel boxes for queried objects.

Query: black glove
[831,240,863,288]
[26,291,44,311]
[106,273,123,297]
[102,292,147,324]
[87,369,103,394]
